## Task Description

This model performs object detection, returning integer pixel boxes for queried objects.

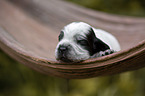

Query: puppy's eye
[77,40,88,46]
[59,31,64,41]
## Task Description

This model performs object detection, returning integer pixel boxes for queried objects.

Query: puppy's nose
[59,45,68,52]
[60,46,67,51]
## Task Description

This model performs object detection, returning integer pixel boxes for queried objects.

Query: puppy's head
[55,22,110,62]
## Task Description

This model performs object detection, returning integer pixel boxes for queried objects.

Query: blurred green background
[67,0,145,16]
[1,0,145,96]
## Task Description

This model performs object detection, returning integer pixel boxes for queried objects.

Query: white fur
[55,22,92,61]
[55,39,90,61]
[55,22,121,62]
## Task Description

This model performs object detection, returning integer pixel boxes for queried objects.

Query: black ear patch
[87,28,110,56]
[93,37,110,52]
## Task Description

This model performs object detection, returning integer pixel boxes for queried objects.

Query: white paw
[91,49,116,58]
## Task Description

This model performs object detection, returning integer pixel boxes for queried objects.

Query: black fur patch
[86,28,110,56]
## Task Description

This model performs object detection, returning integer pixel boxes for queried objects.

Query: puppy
[55,22,121,62]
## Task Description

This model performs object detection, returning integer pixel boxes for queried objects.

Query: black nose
[59,45,68,52]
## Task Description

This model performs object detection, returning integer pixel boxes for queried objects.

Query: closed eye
[77,39,88,46]
[59,31,64,41]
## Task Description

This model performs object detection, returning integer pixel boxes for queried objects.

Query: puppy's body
[55,22,121,62]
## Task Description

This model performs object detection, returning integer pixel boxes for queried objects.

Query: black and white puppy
[55,22,121,62]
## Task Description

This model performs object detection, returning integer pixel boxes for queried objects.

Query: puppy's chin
[56,56,84,63]
[57,57,73,63]
[56,52,88,63]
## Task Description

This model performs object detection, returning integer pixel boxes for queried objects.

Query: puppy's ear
[88,28,110,55]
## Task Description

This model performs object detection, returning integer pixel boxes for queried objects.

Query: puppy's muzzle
[57,44,72,62]
[58,45,70,53]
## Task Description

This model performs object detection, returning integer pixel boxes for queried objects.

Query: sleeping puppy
[55,22,121,62]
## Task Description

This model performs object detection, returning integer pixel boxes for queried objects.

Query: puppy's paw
[104,49,116,55]
[99,49,116,57]
[91,49,116,58]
